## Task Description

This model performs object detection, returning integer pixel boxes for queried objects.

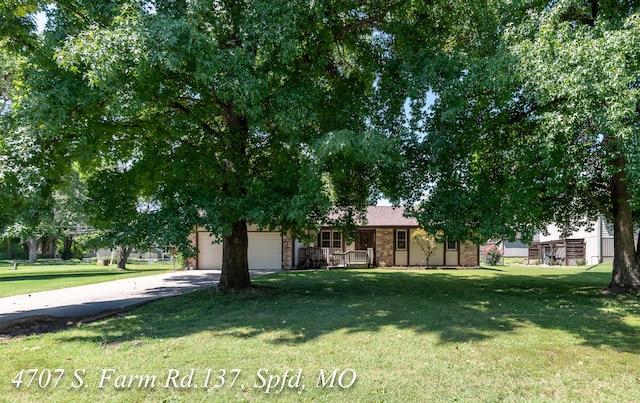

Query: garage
[248,232,283,270]
[196,231,282,270]
[196,232,223,270]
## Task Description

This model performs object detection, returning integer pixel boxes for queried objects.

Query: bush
[485,245,503,266]
[61,250,74,260]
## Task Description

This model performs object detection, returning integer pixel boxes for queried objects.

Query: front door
[356,230,375,250]
[356,230,375,266]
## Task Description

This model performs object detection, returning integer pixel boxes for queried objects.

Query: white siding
[197,232,223,270]
[409,234,444,266]
[197,231,282,270]
[540,218,615,264]
[247,232,282,270]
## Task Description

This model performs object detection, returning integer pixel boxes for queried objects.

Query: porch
[297,247,374,269]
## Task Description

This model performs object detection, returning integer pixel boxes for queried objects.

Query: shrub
[485,245,503,266]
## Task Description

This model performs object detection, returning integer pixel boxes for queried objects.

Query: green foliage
[393,2,640,239]
[372,1,640,290]
[0,238,27,260]
[1,0,413,277]
[484,245,503,266]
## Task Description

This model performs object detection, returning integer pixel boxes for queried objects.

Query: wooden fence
[528,239,585,265]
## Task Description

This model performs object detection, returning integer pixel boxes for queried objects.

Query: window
[396,230,407,250]
[446,238,458,251]
[332,232,342,248]
[321,231,331,248]
[320,231,342,248]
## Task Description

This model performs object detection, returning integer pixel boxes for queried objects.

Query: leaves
[393,1,640,245]
[1,0,409,259]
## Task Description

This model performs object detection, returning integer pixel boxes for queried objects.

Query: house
[528,216,614,265]
[301,206,479,268]
[481,236,529,262]
[191,206,480,270]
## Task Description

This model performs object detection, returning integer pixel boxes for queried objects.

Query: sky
[35,11,46,33]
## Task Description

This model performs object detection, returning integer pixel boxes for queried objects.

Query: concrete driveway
[0,269,273,326]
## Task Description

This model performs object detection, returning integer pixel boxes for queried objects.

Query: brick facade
[459,241,479,267]
[375,229,394,267]
[282,232,294,270]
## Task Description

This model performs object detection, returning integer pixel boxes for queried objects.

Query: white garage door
[248,232,282,270]
[197,232,281,270]
[197,232,223,270]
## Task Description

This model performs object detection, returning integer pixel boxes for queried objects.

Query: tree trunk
[62,236,73,260]
[27,238,38,263]
[218,219,252,291]
[39,237,56,258]
[48,236,57,258]
[117,245,133,270]
[216,106,252,291]
[607,163,640,293]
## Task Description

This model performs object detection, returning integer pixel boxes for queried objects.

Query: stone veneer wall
[282,232,293,270]
[459,241,479,266]
[375,229,394,267]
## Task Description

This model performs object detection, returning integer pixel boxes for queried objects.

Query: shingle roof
[361,206,418,227]
[325,206,419,227]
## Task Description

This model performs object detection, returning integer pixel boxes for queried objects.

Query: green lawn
[0,260,174,298]
[1,264,639,402]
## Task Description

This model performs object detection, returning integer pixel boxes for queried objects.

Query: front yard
[0,260,174,298]
[1,264,639,402]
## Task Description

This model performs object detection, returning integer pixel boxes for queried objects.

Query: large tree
[1,1,406,289]
[396,1,640,293]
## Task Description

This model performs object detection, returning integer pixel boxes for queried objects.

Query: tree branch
[585,186,614,222]
[333,11,388,41]
[168,101,219,136]
[53,1,92,25]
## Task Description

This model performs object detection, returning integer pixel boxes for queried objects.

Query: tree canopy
[0,0,407,289]
[2,0,640,293]
[396,0,640,292]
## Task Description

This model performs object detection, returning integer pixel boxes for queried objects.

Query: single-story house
[300,206,479,268]
[191,206,480,270]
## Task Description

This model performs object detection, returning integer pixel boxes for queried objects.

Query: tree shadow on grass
[0,269,166,283]
[56,268,640,353]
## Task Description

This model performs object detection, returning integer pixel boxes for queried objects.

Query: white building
[529,217,614,265]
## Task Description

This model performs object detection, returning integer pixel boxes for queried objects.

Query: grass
[0,260,175,298]
[1,264,640,402]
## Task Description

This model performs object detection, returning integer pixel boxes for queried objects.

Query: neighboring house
[190,206,480,270]
[92,247,172,261]
[528,216,614,265]
[481,236,529,261]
